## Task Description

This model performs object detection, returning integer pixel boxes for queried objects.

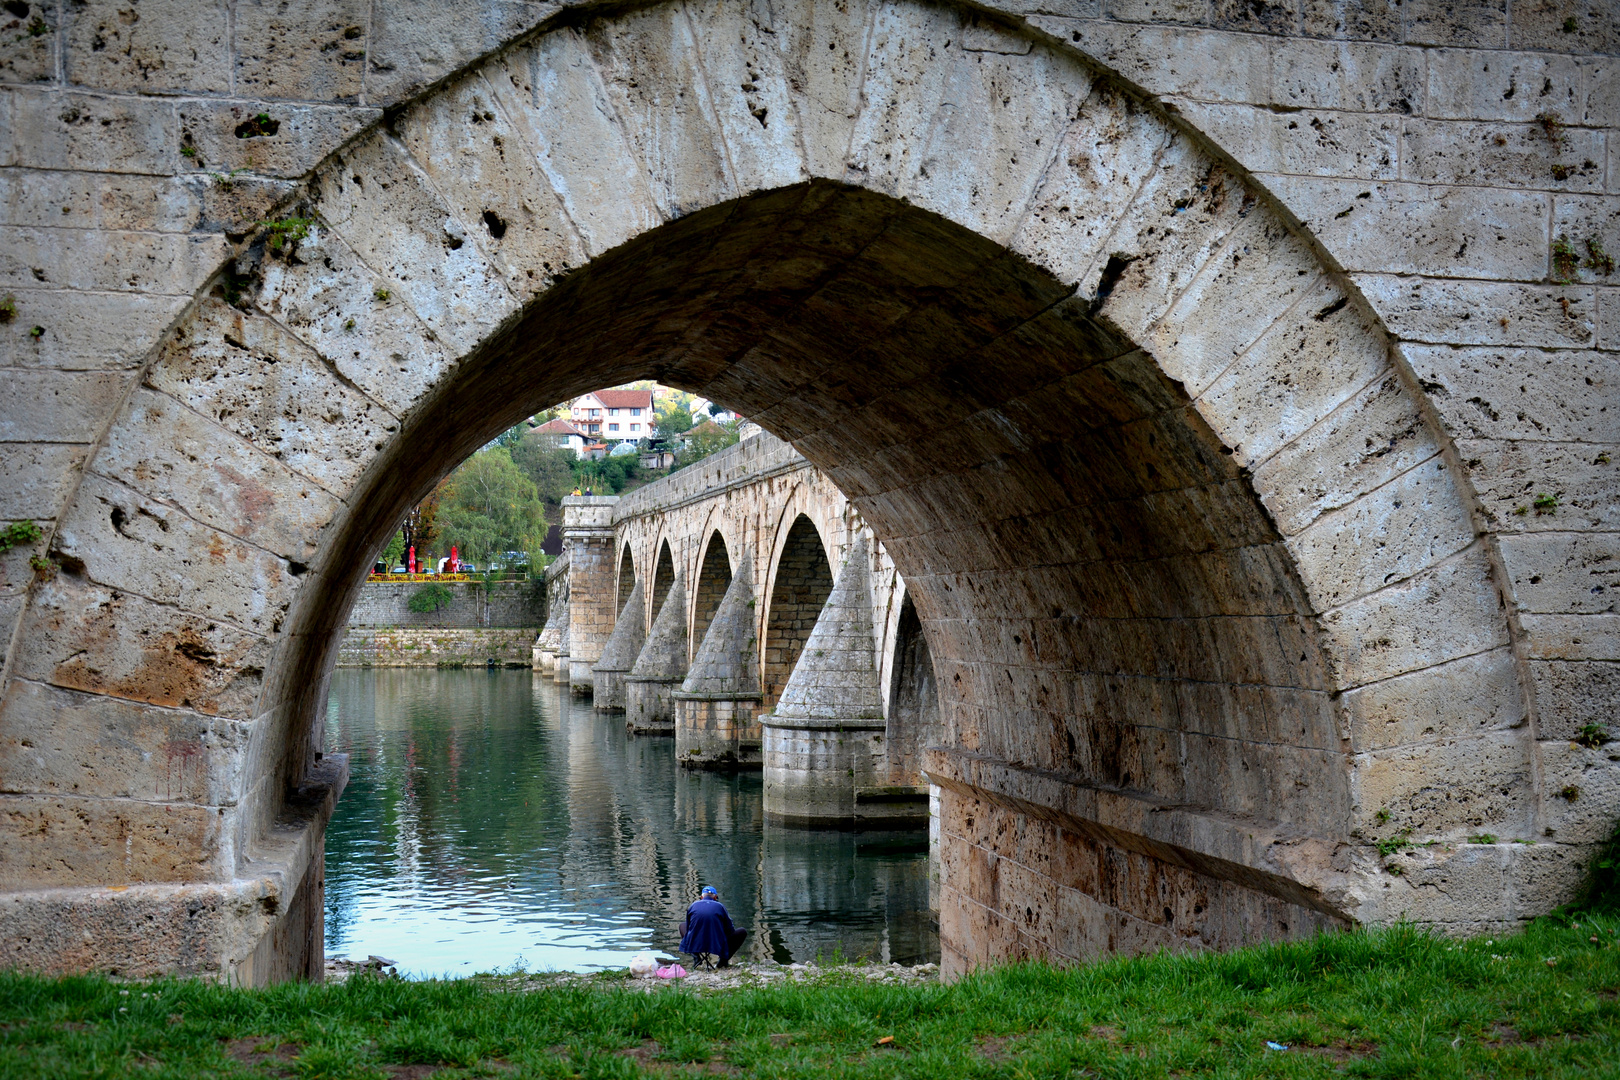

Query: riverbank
[3,919,1616,1078]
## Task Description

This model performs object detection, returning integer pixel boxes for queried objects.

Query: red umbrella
[408,545,416,574]
[451,545,459,573]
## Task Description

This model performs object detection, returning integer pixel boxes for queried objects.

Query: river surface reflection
[323,668,937,977]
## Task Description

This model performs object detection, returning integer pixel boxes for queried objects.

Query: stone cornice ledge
[925,747,1364,924]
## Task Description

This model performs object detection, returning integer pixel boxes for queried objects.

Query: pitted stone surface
[629,575,690,683]
[679,565,761,700]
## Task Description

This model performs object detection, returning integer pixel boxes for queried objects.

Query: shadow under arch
[280,176,1343,842]
[616,543,635,615]
[689,528,734,661]
[762,514,834,710]
[649,538,677,625]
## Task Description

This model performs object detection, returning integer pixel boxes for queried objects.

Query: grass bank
[1,918,1617,1079]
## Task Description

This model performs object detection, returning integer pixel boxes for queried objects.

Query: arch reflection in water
[323,668,937,976]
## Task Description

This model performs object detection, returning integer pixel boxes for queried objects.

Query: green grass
[1,919,1617,1078]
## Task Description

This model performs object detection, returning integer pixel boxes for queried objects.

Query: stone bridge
[0,0,1615,983]
[536,431,937,827]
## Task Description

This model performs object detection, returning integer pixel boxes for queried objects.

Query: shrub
[408,583,454,613]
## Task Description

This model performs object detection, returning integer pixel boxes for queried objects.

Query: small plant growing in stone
[1376,827,1412,857]
[1375,807,1391,825]
[1563,16,1579,32]
[0,520,41,554]
[212,169,245,189]
[0,294,14,323]
[28,325,43,338]
[374,287,391,303]
[1560,784,1581,801]
[28,552,55,580]
[1533,492,1559,515]
[1535,111,1568,148]
[1513,504,1530,516]
[1468,834,1498,845]
[344,317,356,331]
[258,216,313,253]
[1551,236,1581,282]
[25,14,45,36]
[1597,452,1612,465]
[408,583,455,613]
[1585,237,1615,276]
[235,113,279,139]
[180,145,198,159]
[1574,724,1611,749]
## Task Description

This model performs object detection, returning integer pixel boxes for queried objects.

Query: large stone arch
[0,0,1543,980]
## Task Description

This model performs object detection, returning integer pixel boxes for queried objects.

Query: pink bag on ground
[656,964,687,979]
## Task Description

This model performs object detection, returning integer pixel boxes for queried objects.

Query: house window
[630,423,639,431]
[609,408,619,416]
[590,409,600,417]
[631,408,641,416]
[608,423,619,432]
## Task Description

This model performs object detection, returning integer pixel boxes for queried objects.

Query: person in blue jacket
[679,886,748,968]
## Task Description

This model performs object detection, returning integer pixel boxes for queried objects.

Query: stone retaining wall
[345,579,545,629]
[335,628,537,667]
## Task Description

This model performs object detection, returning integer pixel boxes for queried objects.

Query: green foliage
[1585,237,1615,276]
[1376,827,1413,858]
[0,293,15,323]
[407,583,454,614]
[258,216,314,252]
[381,530,406,569]
[0,520,42,555]
[1534,491,1560,514]
[3,920,1620,1078]
[491,423,528,451]
[1574,723,1611,749]
[673,420,740,472]
[654,405,693,437]
[1551,235,1580,282]
[436,448,544,567]
[1468,834,1499,845]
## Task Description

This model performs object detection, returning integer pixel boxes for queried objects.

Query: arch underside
[0,0,1535,979]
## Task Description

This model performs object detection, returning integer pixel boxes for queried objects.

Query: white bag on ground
[629,952,658,978]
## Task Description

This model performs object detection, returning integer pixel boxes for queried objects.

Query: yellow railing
[367,573,474,583]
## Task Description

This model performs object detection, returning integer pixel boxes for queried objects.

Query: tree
[674,419,739,471]
[510,436,578,517]
[382,530,406,568]
[400,483,443,555]
[436,447,545,565]
[654,406,693,437]
[491,422,527,451]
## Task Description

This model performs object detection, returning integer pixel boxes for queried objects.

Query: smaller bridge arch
[616,543,636,615]
[649,539,676,629]
[763,513,835,709]
[691,530,733,661]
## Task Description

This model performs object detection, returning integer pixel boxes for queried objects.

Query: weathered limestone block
[0,225,230,294]
[0,370,133,443]
[1339,647,1527,753]
[95,388,343,566]
[1358,276,1595,349]
[1423,46,1584,122]
[582,3,735,218]
[674,564,762,769]
[234,0,370,103]
[680,0,809,196]
[1459,440,1620,535]
[765,537,923,826]
[591,579,646,712]
[6,90,179,174]
[483,32,664,259]
[175,101,382,179]
[365,0,551,105]
[1528,659,1620,742]
[146,299,400,495]
[0,444,88,522]
[11,574,271,721]
[0,678,250,805]
[65,0,232,94]
[624,575,687,735]
[254,224,458,420]
[0,290,190,372]
[395,69,586,297]
[0,792,238,890]
[313,137,517,355]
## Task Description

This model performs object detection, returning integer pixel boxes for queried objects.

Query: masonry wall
[336,627,536,667]
[344,580,545,629]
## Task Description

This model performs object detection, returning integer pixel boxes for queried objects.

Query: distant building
[532,417,589,456]
[570,389,654,440]
[686,395,740,425]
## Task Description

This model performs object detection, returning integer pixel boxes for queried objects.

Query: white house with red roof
[531,417,589,456]
[570,388,654,441]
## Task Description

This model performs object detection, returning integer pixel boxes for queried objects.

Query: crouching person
[679,886,748,968]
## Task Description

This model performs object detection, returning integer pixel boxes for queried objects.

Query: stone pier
[764,538,924,827]
[592,580,646,712]
[674,566,763,770]
[625,578,688,736]
[532,552,571,674]
[562,497,618,695]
